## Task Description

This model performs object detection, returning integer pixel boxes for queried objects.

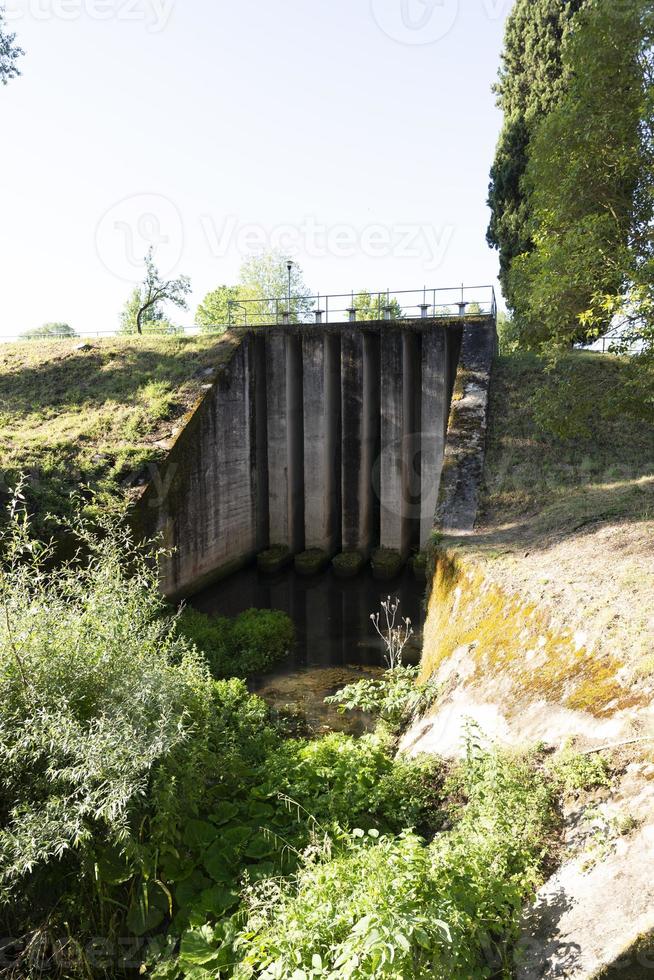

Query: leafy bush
[215,737,557,980]
[0,495,282,970]
[176,607,294,679]
[548,744,613,793]
[325,665,440,732]
[261,732,446,836]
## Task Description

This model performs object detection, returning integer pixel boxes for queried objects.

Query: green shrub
[548,744,613,793]
[325,665,440,732]
[176,607,294,679]
[212,738,557,980]
[0,495,282,968]
[260,732,446,835]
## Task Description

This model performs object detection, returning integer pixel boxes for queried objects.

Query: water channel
[190,564,426,734]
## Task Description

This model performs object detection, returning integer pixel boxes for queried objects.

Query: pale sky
[0,0,512,338]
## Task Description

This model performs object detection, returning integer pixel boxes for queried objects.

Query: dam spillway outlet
[140,317,494,599]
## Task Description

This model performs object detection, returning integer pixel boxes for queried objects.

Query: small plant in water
[327,597,438,732]
[371,596,413,669]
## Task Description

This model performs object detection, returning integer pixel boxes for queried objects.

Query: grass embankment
[443,351,654,677]
[0,332,241,531]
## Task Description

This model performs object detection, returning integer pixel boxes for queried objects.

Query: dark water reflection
[190,564,425,734]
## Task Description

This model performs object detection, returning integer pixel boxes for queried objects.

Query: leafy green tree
[238,250,313,323]
[120,286,177,335]
[121,248,191,335]
[197,253,314,327]
[20,322,77,340]
[510,0,653,350]
[496,310,520,354]
[487,0,586,307]
[351,290,402,321]
[0,8,22,85]
[195,284,254,330]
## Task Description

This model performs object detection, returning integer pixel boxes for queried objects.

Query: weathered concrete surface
[380,330,405,554]
[403,541,654,979]
[266,330,304,553]
[139,332,260,599]
[341,331,380,555]
[303,334,340,553]
[436,317,495,535]
[419,327,449,546]
[402,549,653,759]
[516,763,654,980]
[379,329,425,556]
[138,317,477,598]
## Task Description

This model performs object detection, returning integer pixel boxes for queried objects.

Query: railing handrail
[0,284,497,343]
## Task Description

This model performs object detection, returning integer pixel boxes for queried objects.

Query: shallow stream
[191,564,425,734]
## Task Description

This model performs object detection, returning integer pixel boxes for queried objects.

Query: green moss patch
[371,547,404,581]
[294,549,331,576]
[332,551,366,579]
[419,548,646,720]
[411,551,428,581]
[257,545,292,574]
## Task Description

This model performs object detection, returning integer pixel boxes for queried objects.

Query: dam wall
[138,317,494,599]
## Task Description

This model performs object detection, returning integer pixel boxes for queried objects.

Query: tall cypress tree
[487,0,585,307]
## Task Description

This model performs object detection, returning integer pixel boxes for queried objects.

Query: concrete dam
[139,314,496,599]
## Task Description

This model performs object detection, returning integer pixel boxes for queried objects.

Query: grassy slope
[0,332,242,531]
[445,351,654,674]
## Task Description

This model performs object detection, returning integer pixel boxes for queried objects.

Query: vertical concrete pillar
[403,331,421,553]
[341,331,379,554]
[379,330,406,554]
[253,333,269,552]
[365,334,382,550]
[302,333,340,553]
[266,331,304,552]
[379,330,421,557]
[286,334,305,553]
[419,325,448,546]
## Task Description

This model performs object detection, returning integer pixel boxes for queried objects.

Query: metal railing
[584,328,645,355]
[225,285,497,328]
[0,285,497,344]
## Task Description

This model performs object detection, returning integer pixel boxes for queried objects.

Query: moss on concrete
[294,549,331,576]
[332,551,366,579]
[371,547,404,581]
[257,546,292,574]
[419,547,646,721]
